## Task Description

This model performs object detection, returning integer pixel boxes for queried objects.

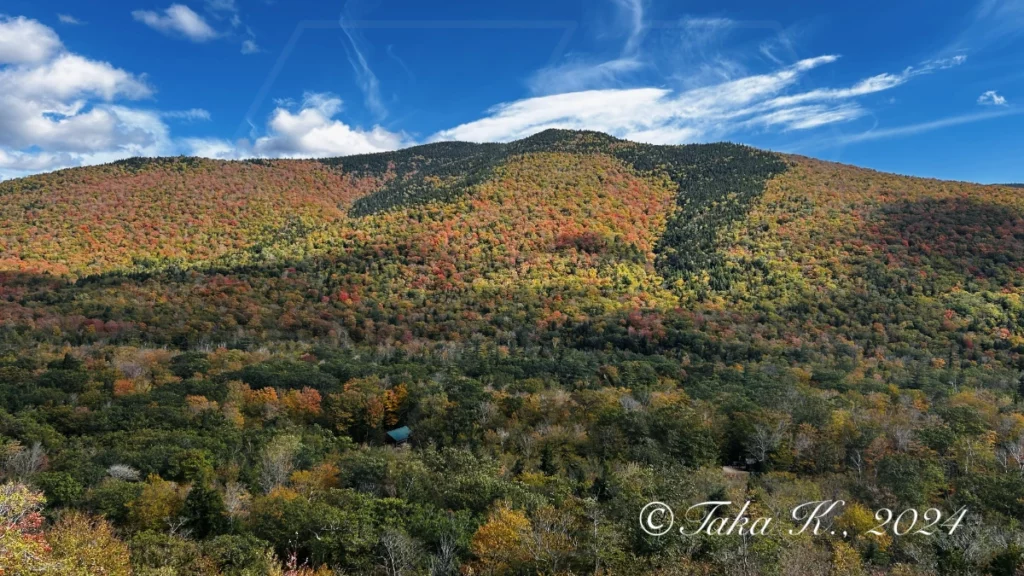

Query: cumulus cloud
[254,95,407,156]
[978,90,1008,106]
[0,16,406,181]
[0,16,177,180]
[0,104,173,179]
[0,16,64,64]
[132,4,217,42]
[1,53,152,102]
[186,93,409,160]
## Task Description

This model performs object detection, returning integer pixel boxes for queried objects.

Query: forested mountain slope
[1,130,1023,575]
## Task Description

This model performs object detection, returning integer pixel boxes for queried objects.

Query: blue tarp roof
[386,426,411,442]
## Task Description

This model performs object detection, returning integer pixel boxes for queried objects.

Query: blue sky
[0,0,1021,182]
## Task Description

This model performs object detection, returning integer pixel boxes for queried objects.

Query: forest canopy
[1,130,1023,575]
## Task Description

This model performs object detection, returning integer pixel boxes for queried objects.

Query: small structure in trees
[386,426,411,445]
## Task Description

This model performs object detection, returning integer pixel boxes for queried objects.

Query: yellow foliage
[829,541,864,576]
[47,512,131,576]
[127,475,187,533]
[469,504,532,575]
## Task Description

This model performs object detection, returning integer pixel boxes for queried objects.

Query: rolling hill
[1,130,1023,575]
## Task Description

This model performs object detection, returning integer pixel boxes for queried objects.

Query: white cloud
[0,16,179,180]
[4,74,409,175]
[764,55,966,111]
[0,16,63,64]
[0,105,173,179]
[0,50,155,152]
[978,90,1008,106]
[434,52,968,145]
[184,93,409,160]
[1,53,152,101]
[746,103,865,131]
[57,14,83,25]
[435,55,854,144]
[181,137,240,159]
[132,4,217,42]
[241,38,260,54]
[433,88,672,144]
[252,93,407,157]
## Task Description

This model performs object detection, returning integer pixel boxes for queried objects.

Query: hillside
[2,130,1023,575]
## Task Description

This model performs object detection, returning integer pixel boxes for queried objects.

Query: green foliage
[183,482,228,538]
[34,471,84,508]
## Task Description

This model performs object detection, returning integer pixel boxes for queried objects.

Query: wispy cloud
[978,90,1008,106]
[205,0,236,13]
[386,45,415,83]
[241,37,260,54]
[677,16,736,56]
[340,26,385,118]
[132,4,218,42]
[339,1,387,120]
[528,57,643,95]
[613,0,646,55]
[57,14,83,25]
[203,0,259,54]
[763,55,966,110]
[947,0,1024,53]
[837,109,1019,145]
[434,53,955,145]
[437,55,859,143]
[746,103,864,131]
[665,16,747,88]
[528,0,650,96]
[163,108,211,121]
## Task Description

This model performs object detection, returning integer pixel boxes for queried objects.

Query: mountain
[2,130,1023,575]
